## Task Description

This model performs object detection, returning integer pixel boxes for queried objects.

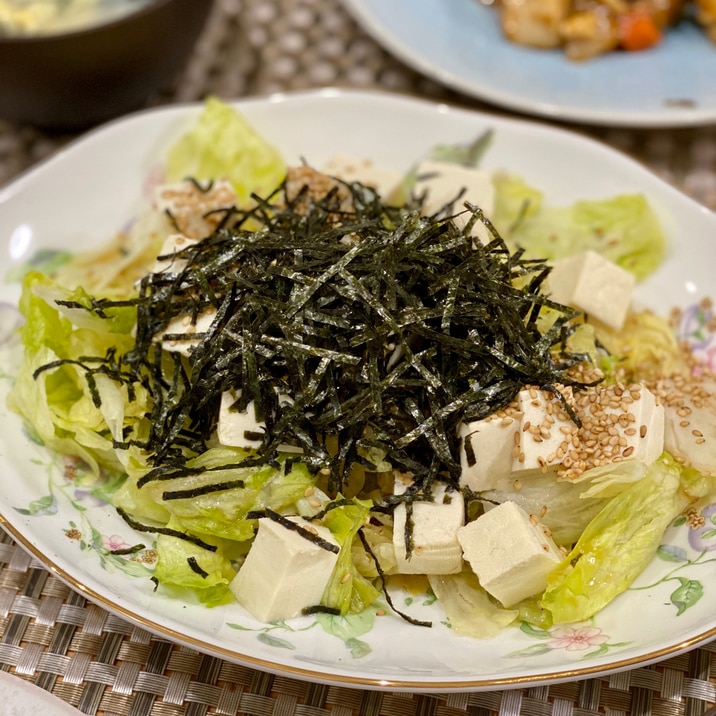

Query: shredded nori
[357,528,431,628]
[61,174,590,498]
[110,543,146,555]
[116,507,218,552]
[261,508,340,554]
[161,478,245,501]
[187,556,209,578]
[301,605,341,616]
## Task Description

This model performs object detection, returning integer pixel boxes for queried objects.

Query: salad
[8,97,716,639]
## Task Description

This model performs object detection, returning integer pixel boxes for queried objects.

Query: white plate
[341,0,716,128]
[0,89,715,692]
[0,671,80,715]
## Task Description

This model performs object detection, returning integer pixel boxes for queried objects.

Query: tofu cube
[414,160,495,245]
[231,516,340,622]
[513,387,576,475]
[600,383,664,465]
[548,250,636,331]
[152,233,198,274]
[459,408,521,492]
[393,480,465,574]
[153,179,237,240]
[156,308,217,356]
[458,501,562,607]
[572,382,664,477]
[664,397,716,476]
[217,389,265,448]
[322,153,401,199]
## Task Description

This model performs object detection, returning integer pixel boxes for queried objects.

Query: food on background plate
[488,0,715,61]
[8,98,716,638]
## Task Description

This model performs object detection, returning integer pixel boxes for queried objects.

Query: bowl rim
[0,0,186,44]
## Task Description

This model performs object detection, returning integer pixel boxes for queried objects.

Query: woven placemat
[1,0,715,713]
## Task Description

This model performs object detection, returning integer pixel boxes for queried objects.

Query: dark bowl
[0,0,213,131]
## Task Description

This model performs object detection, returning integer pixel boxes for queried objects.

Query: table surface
[0,0,715,713]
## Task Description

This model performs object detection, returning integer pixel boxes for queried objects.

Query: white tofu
[661,377,716,476]
[512,387,576,475]
[156,308,217,356]
[458,501,562,607]
[231,516,340,622]
[414,160,495,245]
[393,480,465,574]
[322,153,401,199]
[153,179,237,240]
[217,389,301,452]
[547,250,636,331]
[217,389,265,448]
[601,383,664,465]
[459,409,521,492]
[152,233,198,274]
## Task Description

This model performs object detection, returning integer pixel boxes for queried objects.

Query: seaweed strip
[162,478,245,501]
[357,528,431,628]
[116,507,218,552]
[262,508,339,554]
[187,556,209,578]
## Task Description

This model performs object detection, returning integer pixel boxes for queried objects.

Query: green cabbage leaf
[166,96,286,206]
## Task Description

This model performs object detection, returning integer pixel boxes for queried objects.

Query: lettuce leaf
[153,517,236,607]
[8,272,141,474]
[166,96,286,206]
[482,472,608,545]
[493,173,665,281]
[117,446,316,543]
[428,569,518,638]
[321,498,381,615]
[541,455,699,623]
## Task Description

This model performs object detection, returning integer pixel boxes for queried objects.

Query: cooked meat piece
[694,0,716,40]
[560,6,620,60]
[500,0,571,48]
